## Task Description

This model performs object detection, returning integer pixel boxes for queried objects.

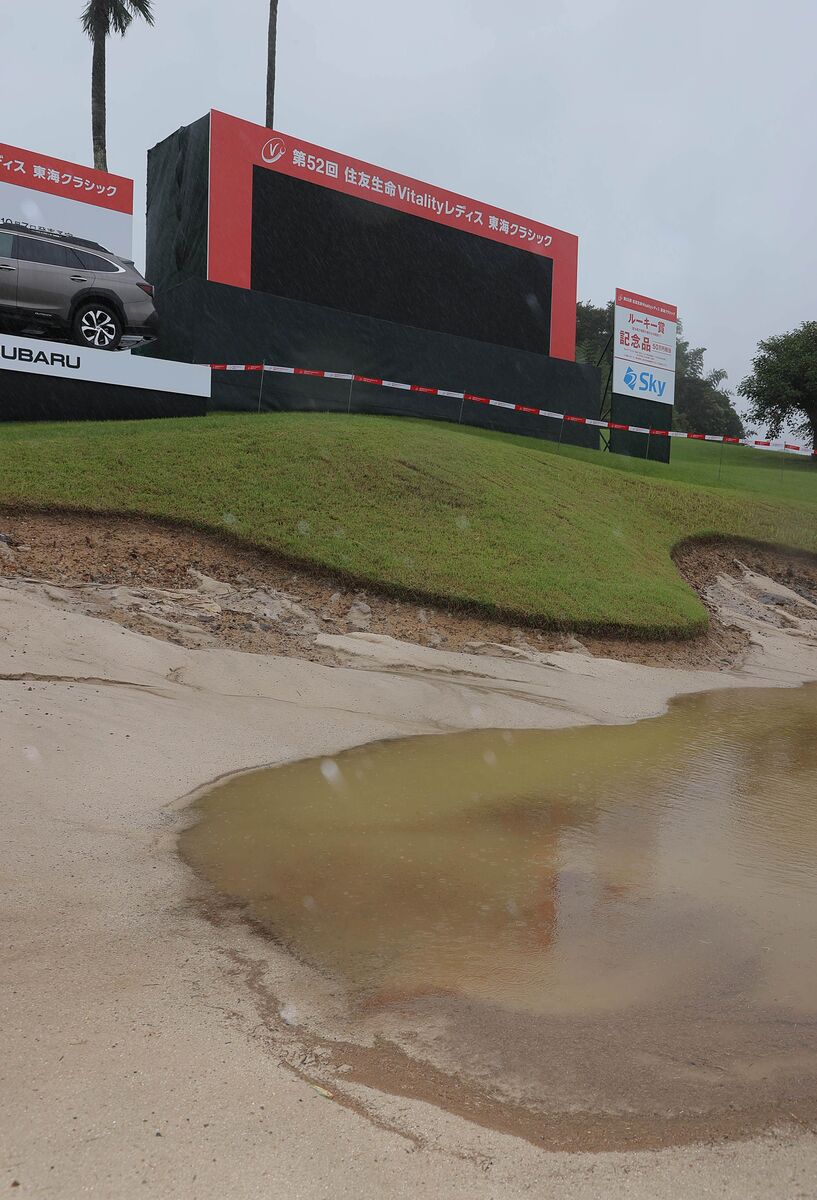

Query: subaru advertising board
[0,330,209,395]
[612,287,677,405]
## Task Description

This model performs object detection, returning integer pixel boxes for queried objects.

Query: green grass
[0,411,815,637]
[479,426,817,507]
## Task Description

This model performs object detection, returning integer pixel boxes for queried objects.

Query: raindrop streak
[279,1003,298,1026]
[320,759,342,786]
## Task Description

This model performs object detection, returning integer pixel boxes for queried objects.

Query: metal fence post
[257,361,266,414]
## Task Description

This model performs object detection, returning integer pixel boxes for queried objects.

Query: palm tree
[266,0,279,128]
[81,0,155,171]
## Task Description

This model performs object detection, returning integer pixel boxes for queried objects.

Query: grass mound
[1,412,814,636]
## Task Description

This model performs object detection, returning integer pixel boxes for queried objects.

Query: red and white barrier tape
[209,363,816,458]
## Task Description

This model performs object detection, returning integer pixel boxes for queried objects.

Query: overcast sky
[2,0,815,405]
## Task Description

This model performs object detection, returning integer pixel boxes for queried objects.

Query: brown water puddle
[180,685,817,1146]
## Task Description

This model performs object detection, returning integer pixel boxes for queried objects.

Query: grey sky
[2,0,815,409]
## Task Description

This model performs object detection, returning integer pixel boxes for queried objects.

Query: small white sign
[613,288,677,406]
[0,332,211,398]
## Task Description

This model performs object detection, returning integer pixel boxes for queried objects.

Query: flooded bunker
[180,685,817,1147]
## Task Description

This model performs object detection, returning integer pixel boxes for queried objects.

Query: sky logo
[622,367,668,398]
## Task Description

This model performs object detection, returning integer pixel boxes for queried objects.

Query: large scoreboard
[150,110,578,361]
[146,111,598,445]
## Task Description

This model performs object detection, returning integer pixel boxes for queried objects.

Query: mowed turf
[0,411,815,636]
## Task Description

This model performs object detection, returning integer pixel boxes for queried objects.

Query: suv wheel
[72,302,122,351]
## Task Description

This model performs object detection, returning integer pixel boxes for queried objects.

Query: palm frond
[80,0,155,40]
[128,0,155,22]
[80,0,108,37]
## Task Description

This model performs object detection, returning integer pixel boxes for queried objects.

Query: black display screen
[250,167,552,355]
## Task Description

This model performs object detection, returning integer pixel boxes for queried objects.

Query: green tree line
[738,322,817,449]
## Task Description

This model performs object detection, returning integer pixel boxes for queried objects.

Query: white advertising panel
[0,332,211,398]
[0,141,133,259]
[613,288,677,406]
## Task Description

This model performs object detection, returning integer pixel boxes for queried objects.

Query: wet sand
[2,521,817,1197]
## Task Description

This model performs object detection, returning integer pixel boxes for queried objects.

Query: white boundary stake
[209,363,815,458]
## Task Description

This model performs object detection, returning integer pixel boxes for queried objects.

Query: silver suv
[0,224,158,351]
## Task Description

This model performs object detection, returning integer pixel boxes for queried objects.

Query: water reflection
[181,686,817,1022]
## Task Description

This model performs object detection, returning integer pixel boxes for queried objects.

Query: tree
[674,369,745,439]
[575,300,745,437]
[575,299,614,393]
[673,329,745,438]
[81,0,155,172]
[738,322,817,448]
[266,0,279,128]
